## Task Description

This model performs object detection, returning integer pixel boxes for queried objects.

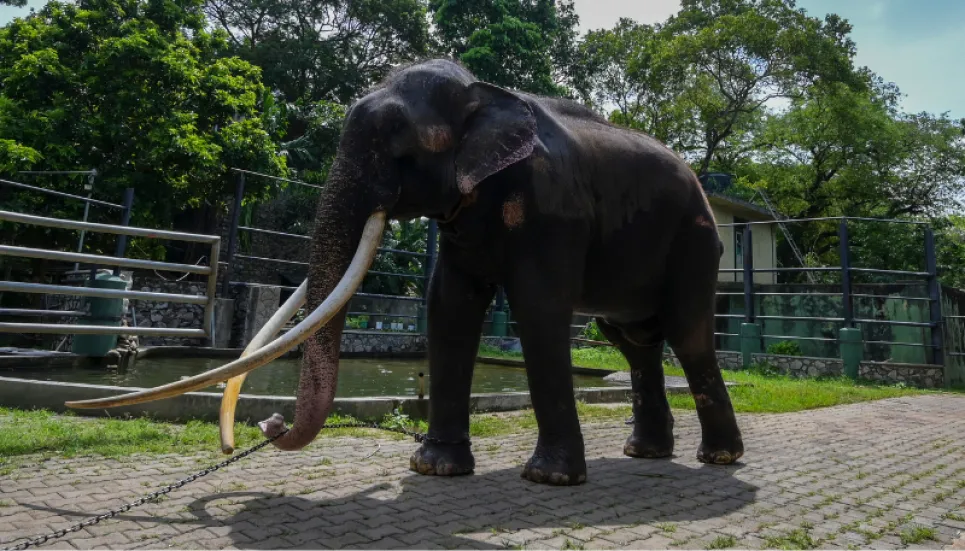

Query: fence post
[219,171,245,298]
[739,224,760,367]
[924,226,944,366]
[492,287,508,337]
[838,219,861,378]
[418,220,438,334]
[112,187,135,276]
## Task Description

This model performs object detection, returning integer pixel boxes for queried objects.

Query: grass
[764,527,817,550]
[0,344,948,462]
[0,408,407,464]
[899,525,937,545]
[707,535,737,549]
[479,344,931,413]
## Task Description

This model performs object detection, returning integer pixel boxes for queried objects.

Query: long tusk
[218,280,307,454]
[65,212,387,410]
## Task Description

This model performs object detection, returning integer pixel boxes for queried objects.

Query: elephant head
[65,59,540,452]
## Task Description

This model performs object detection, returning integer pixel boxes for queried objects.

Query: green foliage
[363,218,429,297]
[430,0,579,96]
[0,0,287,245]
[579,320,606,342]
[203,0,429,179]
[764,526,817,550]
[380,408,426,433]
[899,525,936,545]
[707,535,738,549]
[766,340,803,356]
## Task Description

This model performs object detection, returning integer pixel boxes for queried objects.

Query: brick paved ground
[2,395,964,550]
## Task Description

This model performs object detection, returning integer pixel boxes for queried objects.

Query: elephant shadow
[181,457,758,549]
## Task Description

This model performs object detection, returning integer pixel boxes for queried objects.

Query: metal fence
[716,216,943,366]
[0,177,222,340]
[216,170,952,362]
[218,168,437,331]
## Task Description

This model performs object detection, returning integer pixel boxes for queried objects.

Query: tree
[203,0,429,105]
[0,0,287,254]
[731,74,965,277]
[202,0,428,178]
[576,18,700,152]
[430,0,580,96]
[663,0,861,176]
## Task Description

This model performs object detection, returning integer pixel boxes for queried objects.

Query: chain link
[1,421,431,551]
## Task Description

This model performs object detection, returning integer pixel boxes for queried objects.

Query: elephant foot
[696,436,744,465]
[623,429,674,459]
[521,443,587,486]
[409,441,475,476]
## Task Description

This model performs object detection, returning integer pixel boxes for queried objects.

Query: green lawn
[479,343,934,414]
[0,344,948,464]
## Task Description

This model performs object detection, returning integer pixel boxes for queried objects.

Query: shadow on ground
[17,457,757,549]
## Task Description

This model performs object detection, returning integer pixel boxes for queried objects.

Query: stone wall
[736,353,944,389]
[751,353,844,378]
[858,361,944,389]
[663,349,742,371]
[338,331,426,355]
[129,275,206,347]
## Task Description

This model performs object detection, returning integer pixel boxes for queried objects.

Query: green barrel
[72,272,128,357]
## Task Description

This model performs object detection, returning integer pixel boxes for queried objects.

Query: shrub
[766,340,803,356]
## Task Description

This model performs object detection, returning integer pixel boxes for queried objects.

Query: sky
[1,0,963,119]
[571,0,965,119]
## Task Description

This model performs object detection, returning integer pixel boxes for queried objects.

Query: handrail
[0,209,221,341]
[0,245,212,275]
[0,281,208,305]
[0,178,122,209]
[0,210,220,243]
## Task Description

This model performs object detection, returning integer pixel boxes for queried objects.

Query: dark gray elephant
[68,58,744,486]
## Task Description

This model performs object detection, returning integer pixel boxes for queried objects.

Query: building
[700,174,779,285]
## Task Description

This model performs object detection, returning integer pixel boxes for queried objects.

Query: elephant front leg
[409,253,494,477]
[509,301,587,486]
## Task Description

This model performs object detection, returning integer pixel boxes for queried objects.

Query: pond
[2,356,617,398]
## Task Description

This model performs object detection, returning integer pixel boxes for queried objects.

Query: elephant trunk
[259,170,382,451]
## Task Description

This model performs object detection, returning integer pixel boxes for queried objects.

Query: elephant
[66,58,744,486]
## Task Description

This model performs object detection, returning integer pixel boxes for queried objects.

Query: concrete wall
[0,376,632,423]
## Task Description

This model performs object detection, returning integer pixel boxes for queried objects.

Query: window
[734,216,748,269]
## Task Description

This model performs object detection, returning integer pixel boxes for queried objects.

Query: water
[2,356,616,397]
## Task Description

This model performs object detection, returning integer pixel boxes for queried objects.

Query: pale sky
[572,0,965,119]
[2,0,963,119]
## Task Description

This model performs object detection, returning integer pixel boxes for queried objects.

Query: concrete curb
[0,376,662,423]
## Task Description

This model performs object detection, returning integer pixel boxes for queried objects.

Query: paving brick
[3,395,965,549]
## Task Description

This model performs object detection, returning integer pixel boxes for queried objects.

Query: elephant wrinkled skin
[68,58,744,486]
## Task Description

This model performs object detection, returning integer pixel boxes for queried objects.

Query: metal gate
[0,209,221,340]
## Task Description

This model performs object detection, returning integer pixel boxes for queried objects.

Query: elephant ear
[454,82,538,195]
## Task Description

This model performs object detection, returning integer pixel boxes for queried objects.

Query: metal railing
[0,210,221,339]
[715,217,943,365]
[219,168,436,332]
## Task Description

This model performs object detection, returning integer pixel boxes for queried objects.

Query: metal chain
[1,421,435,551]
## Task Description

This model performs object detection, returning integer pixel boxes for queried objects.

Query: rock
[603,372,631,385]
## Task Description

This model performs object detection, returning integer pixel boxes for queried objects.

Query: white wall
[711,204,777,285]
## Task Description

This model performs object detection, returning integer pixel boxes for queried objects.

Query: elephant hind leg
[660,224,744,465]
[595,317,674,459]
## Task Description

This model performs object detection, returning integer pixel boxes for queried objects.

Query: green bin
[72,272,128,356]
